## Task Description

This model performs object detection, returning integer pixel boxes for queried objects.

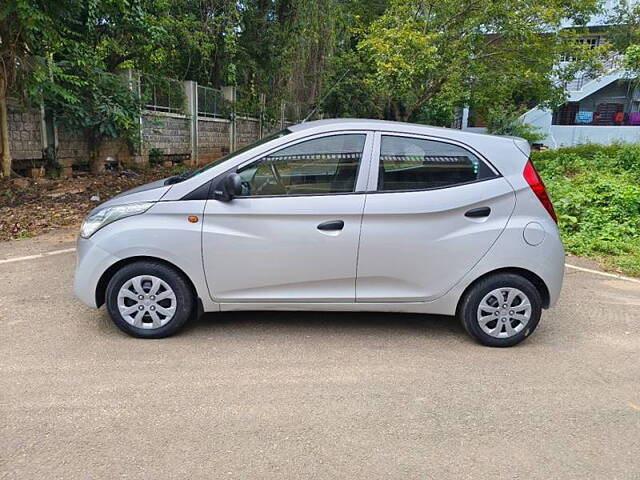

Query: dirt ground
[0,166,176,241]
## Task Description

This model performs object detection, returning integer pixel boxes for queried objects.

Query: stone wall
[100,138,134,164]
[235,117,261,149]
[6,109,43,163]
[198,118,230,164]
[57,125,90,165]
[5,107,269,174]
[142,113,191,157]
[56,126,134,167]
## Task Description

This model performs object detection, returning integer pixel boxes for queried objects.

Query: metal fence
[140,74,316,132]
[142,77,184,114]
[197,85,225,118]
[567,54,624,92]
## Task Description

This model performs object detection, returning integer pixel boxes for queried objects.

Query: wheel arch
[456,267,551,315]
[96,256,198,308]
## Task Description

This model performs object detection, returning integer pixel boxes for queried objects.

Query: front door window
[237,134,366,196]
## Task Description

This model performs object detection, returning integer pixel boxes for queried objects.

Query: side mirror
[214,173,243,202]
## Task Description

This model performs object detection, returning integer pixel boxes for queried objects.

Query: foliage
[607,1,640,85]
[0,0,63,98]
[343,0,603,122]
[35,50,143,172]
[624,44,640,74]
[605,0,640,52]
[148,148,164,164]
[0,0,66,176]
[486,107,545,144]
[51,70,141,142]
[533,144,640,276]
[0,0,626,175]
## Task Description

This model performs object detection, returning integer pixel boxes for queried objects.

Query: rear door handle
[465,207,491,218]
[317,220,345,231]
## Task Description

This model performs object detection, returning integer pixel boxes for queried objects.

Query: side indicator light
[188,216,199,223]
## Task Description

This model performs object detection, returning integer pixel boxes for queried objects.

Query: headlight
[80,202,154,238]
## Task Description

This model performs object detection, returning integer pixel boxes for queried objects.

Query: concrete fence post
[280,100,285,130]
[222,86,236,151]
[259,93,266,139]
[461,107,470,130]
[184,80,198,165]
[39,104,48,153]
[122,68,143,160]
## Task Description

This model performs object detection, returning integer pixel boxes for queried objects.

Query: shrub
[532,144,640,276]
[148,148,164,164]
[485,108,545,144]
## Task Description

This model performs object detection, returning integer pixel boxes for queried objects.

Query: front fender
[82,200,218,312]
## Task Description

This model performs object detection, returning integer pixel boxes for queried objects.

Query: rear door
[202,132,373,303]
[356,132,516,302]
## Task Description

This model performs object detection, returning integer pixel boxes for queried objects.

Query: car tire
[458,273,542,347]
[105,261,195,339]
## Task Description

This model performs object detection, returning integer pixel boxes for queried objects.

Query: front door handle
[317,220,345,231]
[465,207,491,218]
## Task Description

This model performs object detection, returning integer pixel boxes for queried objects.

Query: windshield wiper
[164,170,194,185]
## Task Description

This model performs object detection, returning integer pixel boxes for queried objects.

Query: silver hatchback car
[74,119,564,346]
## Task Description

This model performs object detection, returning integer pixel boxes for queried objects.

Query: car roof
[289,118,530,157]
[290,118,448,133]
[290,118,521,142]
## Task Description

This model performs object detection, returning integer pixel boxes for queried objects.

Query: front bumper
[73,237,121,309]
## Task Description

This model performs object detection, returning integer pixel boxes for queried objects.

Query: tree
[42,0,157,173]
[235,0,344,112]
[353,0,602,122]
[0,0,60,177]
[44,66,142,174]
[609,1,640,88]
[606,0,640,52]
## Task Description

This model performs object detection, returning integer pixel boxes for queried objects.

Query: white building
[460,1,640,148]
[519,57,640,148]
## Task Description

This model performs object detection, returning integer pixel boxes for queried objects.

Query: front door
[356,133,516,302]
[202,132,372,303]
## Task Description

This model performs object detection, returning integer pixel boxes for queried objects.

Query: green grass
[532,144,640,277]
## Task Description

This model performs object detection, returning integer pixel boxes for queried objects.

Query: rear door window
[377,135,497,191]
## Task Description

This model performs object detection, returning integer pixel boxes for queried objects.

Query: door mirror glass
[214,173,243,201]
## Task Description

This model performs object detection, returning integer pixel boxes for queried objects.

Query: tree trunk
[0,77,12,178]
[89,133,104,174]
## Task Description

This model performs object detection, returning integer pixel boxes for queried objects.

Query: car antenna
[301,69,350,123]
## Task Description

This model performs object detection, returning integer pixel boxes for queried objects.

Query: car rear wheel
[458,273,542,347]
[105,261,194,338]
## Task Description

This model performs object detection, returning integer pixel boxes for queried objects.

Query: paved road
[1,230,639,479]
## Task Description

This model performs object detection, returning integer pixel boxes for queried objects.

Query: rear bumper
[542,232,565,308]
[73,237,120,309]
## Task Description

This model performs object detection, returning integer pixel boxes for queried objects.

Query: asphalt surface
[1,229,639,479]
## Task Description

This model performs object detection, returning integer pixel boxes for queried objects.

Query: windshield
[183,128,292,180]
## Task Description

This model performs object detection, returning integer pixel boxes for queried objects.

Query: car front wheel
[105,261,195,338]
[458,273,542,347]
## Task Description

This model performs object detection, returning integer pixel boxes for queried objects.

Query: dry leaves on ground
[0,168,174,242]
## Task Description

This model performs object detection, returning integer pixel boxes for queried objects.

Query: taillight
[523,160,558,224]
